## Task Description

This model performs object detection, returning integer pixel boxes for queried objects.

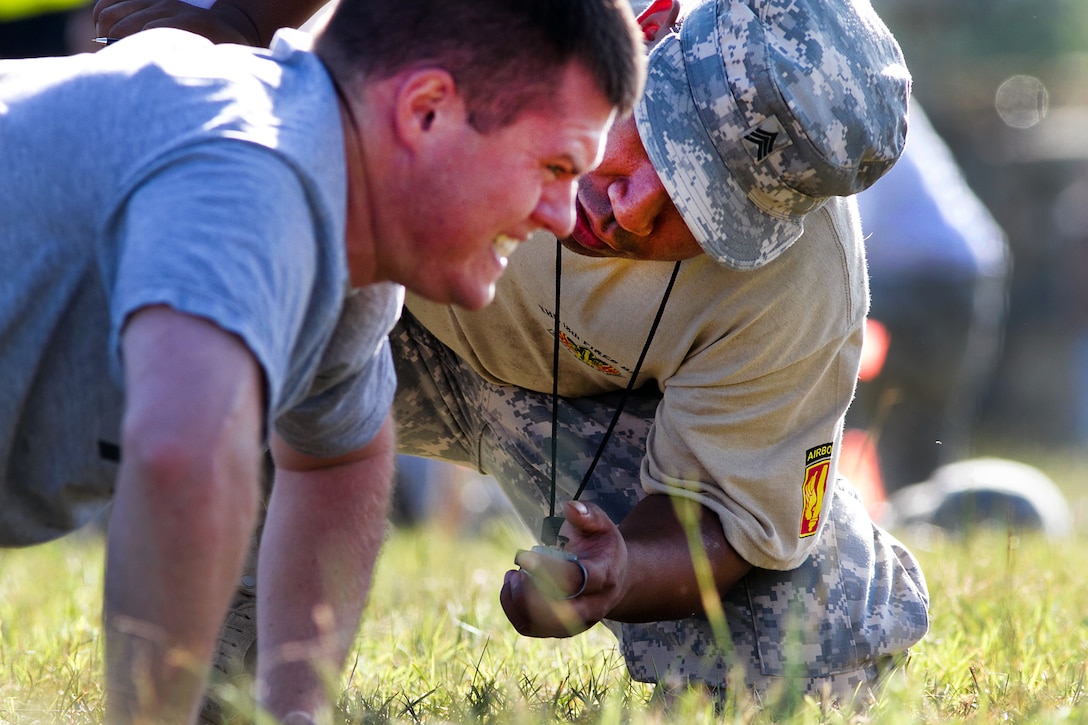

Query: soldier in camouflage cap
[637,0,910,269]
[398,0,928,702]
[97,0,932,712]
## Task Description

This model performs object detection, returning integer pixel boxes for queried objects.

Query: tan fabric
[406,196,866,570]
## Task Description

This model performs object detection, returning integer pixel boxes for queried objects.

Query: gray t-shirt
[0,28,401,545]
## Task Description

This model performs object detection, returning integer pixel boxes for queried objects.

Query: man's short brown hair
[317,0,645,131]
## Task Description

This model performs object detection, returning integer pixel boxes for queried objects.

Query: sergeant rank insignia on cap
[742,116,791,163]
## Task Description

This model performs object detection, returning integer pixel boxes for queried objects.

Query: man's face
[397,62,617,311]
[560,114,704,261]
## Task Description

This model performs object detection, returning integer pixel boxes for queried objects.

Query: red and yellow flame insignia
[800,443,833,538]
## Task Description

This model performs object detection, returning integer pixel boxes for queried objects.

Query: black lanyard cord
[546,243,564,542]
[543,244,682,546]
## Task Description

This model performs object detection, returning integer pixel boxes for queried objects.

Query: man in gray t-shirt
[0,1,643,721]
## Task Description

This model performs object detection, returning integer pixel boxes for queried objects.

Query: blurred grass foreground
[2,447,1088,724]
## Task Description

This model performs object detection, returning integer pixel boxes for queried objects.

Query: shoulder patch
[800,443,833,538]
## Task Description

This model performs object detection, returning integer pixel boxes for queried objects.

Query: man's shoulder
[679,196,863,287]
[772,197,865,280]
[805,196,864,251]
[677,196,866,345]
[104,28,330,128]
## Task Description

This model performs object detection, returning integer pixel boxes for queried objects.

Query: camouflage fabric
[634,0,910,270]
[392,313,929,699]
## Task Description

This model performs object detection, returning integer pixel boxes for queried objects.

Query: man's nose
[532,179,579,239]
[608,169,668,237]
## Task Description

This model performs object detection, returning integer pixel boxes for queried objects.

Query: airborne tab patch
[800,443,833,538]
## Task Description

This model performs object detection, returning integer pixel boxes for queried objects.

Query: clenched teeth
[492,234,520,260]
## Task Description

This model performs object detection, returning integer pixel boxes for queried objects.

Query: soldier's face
[559,115,703,262]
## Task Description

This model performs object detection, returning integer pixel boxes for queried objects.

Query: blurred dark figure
[1052,173,1088,446]
[847,105,1011,497]
[0,0,95,58]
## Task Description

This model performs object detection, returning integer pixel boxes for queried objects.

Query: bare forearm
[606,495,751,623]
[258,423,395,720]
[106,307,263,723]
[105,450,260,723]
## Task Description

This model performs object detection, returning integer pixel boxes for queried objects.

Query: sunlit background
[872,0,1088,450]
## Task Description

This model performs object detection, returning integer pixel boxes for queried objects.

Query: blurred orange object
[840,428,888,522]
[858,318,890,382]
[842,318,891,520]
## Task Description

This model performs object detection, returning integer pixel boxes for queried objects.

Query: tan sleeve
[640,201,868,570]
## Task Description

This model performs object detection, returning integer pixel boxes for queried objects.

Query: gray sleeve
[107,141,320,410]
[275,283,405,458]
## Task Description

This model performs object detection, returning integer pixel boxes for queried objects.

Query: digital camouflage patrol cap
[634,0,911,270]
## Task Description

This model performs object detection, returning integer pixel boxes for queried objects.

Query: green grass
[3,445,1088,723]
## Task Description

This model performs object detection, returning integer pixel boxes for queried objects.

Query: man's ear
[393,69,462,147]
[637,0,680,44]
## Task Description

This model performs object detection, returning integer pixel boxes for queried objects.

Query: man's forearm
[105,451,260,723]
[258,422,395,720]
[106,307,264,723]
[608,495,752,623]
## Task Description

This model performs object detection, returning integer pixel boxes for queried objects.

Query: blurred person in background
[847,106,1074,541]
[1052,174,1088,446]
[845,104,1011,509]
